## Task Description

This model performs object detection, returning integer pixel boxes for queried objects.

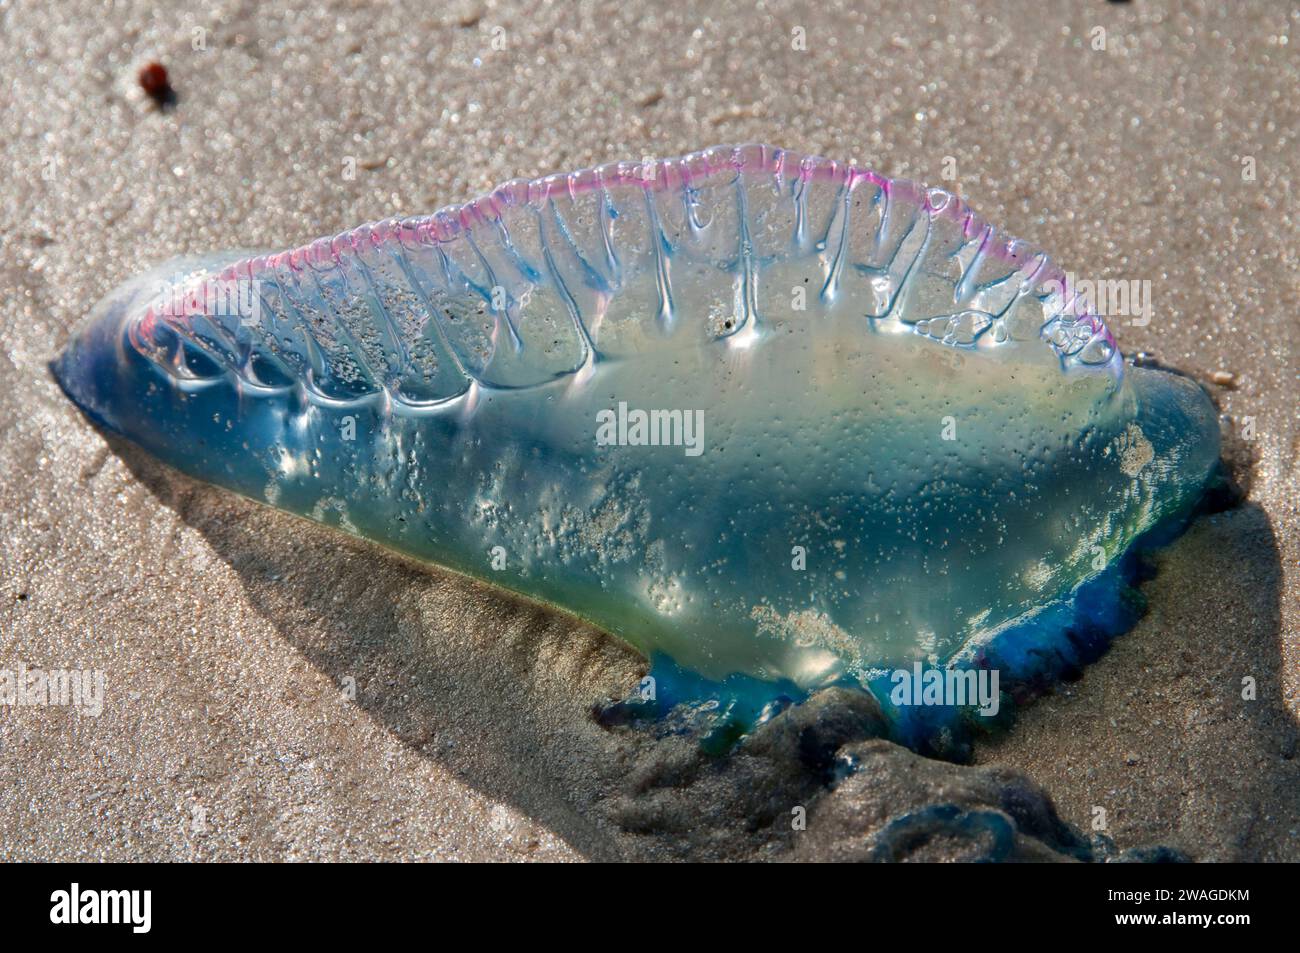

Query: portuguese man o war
[54,144,1222,752]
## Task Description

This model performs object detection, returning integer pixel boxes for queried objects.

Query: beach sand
[1,0,1295,860]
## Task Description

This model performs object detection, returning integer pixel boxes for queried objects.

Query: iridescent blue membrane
[54,144,1221,748]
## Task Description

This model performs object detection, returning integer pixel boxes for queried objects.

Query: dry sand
[0,0,1295,860]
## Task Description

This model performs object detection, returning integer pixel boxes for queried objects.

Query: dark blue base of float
[598,483,1219,763]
